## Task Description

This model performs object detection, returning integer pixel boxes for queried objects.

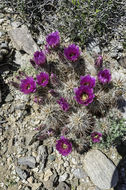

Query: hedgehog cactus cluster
[12,31,121,156]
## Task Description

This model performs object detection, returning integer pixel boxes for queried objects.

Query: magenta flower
[95,55,103,67]
[80,75,96,88]
[74,86,95,106]
[57,97,70,111]
[64,44,80,62]
[56,136,72,156]
[33,51,46,66]
[98,69,111,84]
[20,77,36,94]
[46,31,60,48]
[36,72,49,87]
[91,132,102,143]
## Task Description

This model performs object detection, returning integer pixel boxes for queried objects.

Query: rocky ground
[0,7,126,190]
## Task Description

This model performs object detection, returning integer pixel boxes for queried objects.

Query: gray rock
[119,56,126,68]
[36,145,48,171]
[15,167,28,180]
[110,51,118,58]
[83,150,118,189]
[117,45,123,51]
[56,182,71,190]
[59,173,69,182]
[11,21,22,28]
[48,155,56,162]
[18,156,36,168]
[5,93,13,102]
[8,25,39,55]
[73,168,87,179]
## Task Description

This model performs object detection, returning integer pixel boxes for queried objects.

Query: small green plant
[91,118,126,149]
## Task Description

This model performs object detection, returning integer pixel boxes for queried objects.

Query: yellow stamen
[81,94,88,101]
[84,83,89,86]
[26,84,31,90]
[62,144,68,149]
[42,79,46,83]
[94,135,98,138]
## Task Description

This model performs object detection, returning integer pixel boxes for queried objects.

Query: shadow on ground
[111,141,126,190]
[0,60,19,107]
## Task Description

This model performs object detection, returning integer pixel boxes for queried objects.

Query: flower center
[69,52,75,57]
[26,84,31,90]
[41,79,46,83]
[81,93,88,101]
[94,135,98,138]
[84,82,89,86]
[62,143,68,149]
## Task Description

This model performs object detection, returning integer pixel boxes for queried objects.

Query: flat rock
[83,150,118,189]
[8,25,39,55]
[56,182,71,190]
[18,156,36,168]
[36,145,48,171]
[15,167,28,180]
[73,168,87,179]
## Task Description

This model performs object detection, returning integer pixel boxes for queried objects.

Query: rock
[71,179,79,189]
[48,155,56,162]
[71,158,77,165]
[11,21,22,28]
[14,50,31,68]
[44,168,53,181]
[73,168,87,179]
[56,182,71,190]
[15,167,28,180]
[64,161,69,168]
[83,150,118,189]
[8,25,39,55]
[5,93,13,102]
[25,131,38,146]
[31,183,42,190]
[110,51,118,59]
[119,56,126,68]
[59,173,69,182]
[87,187,101,190]
[36,145,48,171]
[18,156,36,168]
[50,169,59,187]
[27,176,33,183]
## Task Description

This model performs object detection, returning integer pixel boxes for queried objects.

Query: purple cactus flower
[47,128,55,136]
[20,77,36,94]
[74,86,95,106]
[46,31,60,48]
[57,97,70,111]
[98,69,111,84]
[95,55,103,67]
[91,132,102,143]
[56,136,72,156]
[36,72,49,87]
[80,75,96,88]
[64,44,80,62]
[33,51,46,66]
